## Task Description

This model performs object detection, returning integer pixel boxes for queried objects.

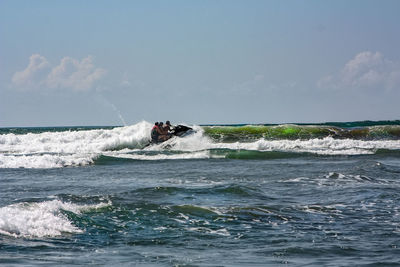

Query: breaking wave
[1,121,400,168]
[203,123,400,141]
[0,198,109,238]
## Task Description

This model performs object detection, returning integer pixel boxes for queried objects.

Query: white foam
[0,121,151,154]
[0,199,109,238]
[103,150,213,161]
[143,127,400,156]
[2,123,400,168]
[163,134,400,156]
[0,121,152,168]
[0,153,96,168]
[226,137,400,155]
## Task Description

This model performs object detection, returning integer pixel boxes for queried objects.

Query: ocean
[1,121,400,266]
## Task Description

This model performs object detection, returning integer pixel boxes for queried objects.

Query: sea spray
[96,94,127,126]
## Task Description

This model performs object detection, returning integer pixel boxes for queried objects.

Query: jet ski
[170,125,193,137]
[145,125,193,147]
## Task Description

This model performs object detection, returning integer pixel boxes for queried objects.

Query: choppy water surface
[1,121,400,266]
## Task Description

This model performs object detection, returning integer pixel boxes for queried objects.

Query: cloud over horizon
[12,54,50,88]
[12,54,106,91]
[318,51,400,92]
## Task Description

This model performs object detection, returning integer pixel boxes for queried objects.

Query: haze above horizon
[1,0,400,127]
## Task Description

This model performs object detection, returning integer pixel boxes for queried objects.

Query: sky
[1,0,400,126]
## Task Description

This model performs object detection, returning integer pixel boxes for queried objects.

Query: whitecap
[0,199,109,238]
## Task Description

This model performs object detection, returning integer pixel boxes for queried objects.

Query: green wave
[203,124,400,141]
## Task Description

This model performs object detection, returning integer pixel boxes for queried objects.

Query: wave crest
[0,199,109,238]
[203,124,400,141]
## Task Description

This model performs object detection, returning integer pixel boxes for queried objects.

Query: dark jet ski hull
[171,125,193,137]
[145,125,193,147]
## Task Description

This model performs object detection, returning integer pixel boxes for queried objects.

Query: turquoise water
[1,121,400,266]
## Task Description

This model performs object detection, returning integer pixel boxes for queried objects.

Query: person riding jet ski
[150,120,193,144]
[151,122,166,143]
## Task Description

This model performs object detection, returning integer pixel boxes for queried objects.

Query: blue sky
[1,0,400,126]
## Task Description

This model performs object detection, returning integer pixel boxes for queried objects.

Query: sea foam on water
[0,199,108,238]
[1,121,400,168]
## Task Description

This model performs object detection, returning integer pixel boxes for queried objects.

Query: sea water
[1,121,400,266]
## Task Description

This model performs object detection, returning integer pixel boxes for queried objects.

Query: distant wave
[203,124,400,141]
[1,120,400,168]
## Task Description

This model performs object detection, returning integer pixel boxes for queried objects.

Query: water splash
[96,94,127,126]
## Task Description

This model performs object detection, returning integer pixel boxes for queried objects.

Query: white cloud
[318,51,400,91]
[12,54,50,88]
[12,54,106,91]
[46,56,106,91]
